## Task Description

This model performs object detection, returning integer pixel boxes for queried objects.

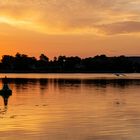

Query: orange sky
[0,0,140,58]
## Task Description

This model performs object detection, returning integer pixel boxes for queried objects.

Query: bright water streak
[0,74,140,140]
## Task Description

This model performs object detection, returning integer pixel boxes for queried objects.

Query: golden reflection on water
[0,74,140,140]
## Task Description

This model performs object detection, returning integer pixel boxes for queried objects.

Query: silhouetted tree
[39,54,49,62]
[1,55,15,70]
[13,53,37,71]
[0,53,139,73]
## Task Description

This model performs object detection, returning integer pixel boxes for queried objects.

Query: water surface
[0,74,140,140]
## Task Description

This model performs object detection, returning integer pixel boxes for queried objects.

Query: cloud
[97,21,140,35]
[0,0,140,35]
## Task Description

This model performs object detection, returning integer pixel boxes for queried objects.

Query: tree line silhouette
[0,53,140,73]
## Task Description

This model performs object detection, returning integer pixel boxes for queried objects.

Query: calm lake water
[0,73,140,140]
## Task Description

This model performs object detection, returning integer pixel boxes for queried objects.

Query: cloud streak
[97,21,140,35]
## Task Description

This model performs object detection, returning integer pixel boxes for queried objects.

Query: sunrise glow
[0,0,140,58]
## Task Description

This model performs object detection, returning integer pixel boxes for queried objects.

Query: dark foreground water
[0,74,140,140]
